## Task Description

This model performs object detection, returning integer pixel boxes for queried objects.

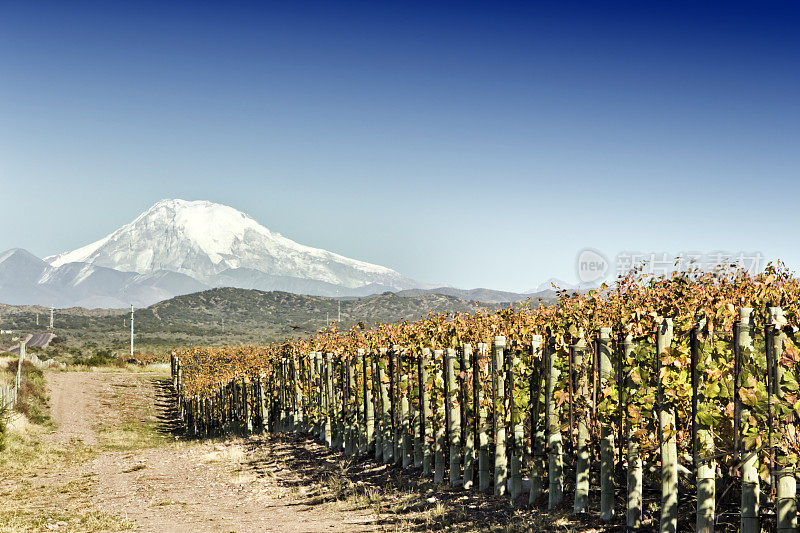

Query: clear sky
[1,1,798,291]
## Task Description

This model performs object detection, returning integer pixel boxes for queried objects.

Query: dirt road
[41,370,379,532]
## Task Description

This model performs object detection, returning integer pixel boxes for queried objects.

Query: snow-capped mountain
[0,248,208,308]
[4,199,416,307]
[531,277,599,293]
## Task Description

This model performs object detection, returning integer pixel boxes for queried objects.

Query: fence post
[690,321,715,533]
[508,341,523,501]
[462,343,475,489]
[324,353,333,447]
[546,337,563,509]
[401,349,413,468]
[529,335,545,504]
[258,373,267,434]
[771,307,798,533]
[364,349,375,454]
[492,336,507,496]
[598,327,615,521]
[447,347,461,486]
[421,347,432,476]
[243,377,253,434]
[313,353,321,438]
[392,345,403,465]
[379,347,392,463]
[434,349,446,483]
[623,334,642,528]
[737,308,760,533]
[16,341,25,393]
[294,353,303,431]
[478,343,491,493]
[657,317,677,533]
[413,347,423,468]
[348,353,358,455]
[356,349,366,453]
[573,333,589,514]
[373,350,383,460]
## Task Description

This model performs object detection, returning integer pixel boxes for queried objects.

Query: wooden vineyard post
[573,333,589,514]
[336,355,345,450]
[285,358,293,431]
[379,347,392,463]
[771,307,798,533]
[349,353,358,455]
[373,350,383,460]
[343,353,351,454]
[446,347,461,486]
[508,341,523,501]
[331,356,340,448]
[306,353,315,435]
[362,349,374,454]
[294,353,303,431]
[420,348,432,477]
[413,348,423,468]
[434,349,446,483]
[493,336,507,496]
[317,352,328,436]
[324,353,333,447]
[401,349,413,467]
[284,359,291,432]
[738,308,759,533]
[356,349,365,453]
[302,354,310,432]
[462,343,475,489]
[477,343,490,493]
[392,346,402,465]
[285,357,293,431]
[529,335,545,504]
[232,376,241,433]
[656,317,677,533]
[258,374,268,434]
[308,354,315,436]
[243,377,253,434]
[546,337,563,509]
[624,334,642,528]
[284,357,291,431]
[692,321,715,533]
[315,353,323,439]
[598,327,615,521]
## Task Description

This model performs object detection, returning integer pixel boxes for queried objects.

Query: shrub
[73,349,116,367]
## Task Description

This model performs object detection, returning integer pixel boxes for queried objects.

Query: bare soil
[37,370,379,532]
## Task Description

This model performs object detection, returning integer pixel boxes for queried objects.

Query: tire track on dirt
[45,370,379,532]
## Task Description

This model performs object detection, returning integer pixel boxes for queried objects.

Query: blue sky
[1,1,798,291]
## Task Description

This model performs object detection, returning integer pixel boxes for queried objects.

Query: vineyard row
[171,305,800,532]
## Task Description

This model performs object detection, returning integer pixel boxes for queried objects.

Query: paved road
[5,332,56,353]
[27,332,56,347]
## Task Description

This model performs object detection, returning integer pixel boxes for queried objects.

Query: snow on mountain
[0,247,205,308]
[45,199,416,293]
[534,278,575,292]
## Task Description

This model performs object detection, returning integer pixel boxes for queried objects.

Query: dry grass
[0,423,132,532]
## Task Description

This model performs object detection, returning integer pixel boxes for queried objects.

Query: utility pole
[49,307,54,329]
[36,313,39,327]
[130,304,134,358]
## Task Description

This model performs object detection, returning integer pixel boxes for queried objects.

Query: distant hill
[397,287,557,304]
[0,287,537,349]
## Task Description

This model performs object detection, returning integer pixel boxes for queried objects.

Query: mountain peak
[44,199,414,292]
